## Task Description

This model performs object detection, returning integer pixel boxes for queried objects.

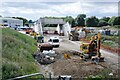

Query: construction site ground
[38,35,119,78]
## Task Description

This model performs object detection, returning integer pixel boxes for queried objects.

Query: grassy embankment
[2,28,40,79]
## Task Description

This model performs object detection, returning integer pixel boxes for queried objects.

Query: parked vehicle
[48,36,60,47]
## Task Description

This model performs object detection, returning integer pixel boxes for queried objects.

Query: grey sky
[0,1,119,21]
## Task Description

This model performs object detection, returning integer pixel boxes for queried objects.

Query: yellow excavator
[80,32,104,63]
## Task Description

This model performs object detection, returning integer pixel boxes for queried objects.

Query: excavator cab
[80,43,89,54]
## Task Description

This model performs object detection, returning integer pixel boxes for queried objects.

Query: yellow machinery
[30,31,37,36]
[36,34,44,43]
[64,54,71,59]
[80,32,104,62]
[80,43,89,54]
[30,31,44,43]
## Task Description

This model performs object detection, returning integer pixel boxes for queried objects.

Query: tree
[98,20,109,27]
[113,16,120,25]
[64,16,76,27]
[64,16,72,24]
[108,16,120,26]
[76,14,86,26]
[28,20,33,23]
[71,19,76,27]
[12,17,28,26]
[76,17,85,26]
[85,16,99,27]
[100,17,110,22]
[77,14,86,19]
[98,17,110,27]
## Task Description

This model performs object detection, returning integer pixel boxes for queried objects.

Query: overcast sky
[0,0,119,21]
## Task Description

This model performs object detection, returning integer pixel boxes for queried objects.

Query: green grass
[86,33,119,48]
[101,35,119,43]
[2,28,40,79]
[101,35,119,48]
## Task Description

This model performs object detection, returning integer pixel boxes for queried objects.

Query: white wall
[33,22,43,34]
[56,24,60,34]
[63,22,71,36]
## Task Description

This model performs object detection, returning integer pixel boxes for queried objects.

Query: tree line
[63,14,120,27]
[1,14,119,27]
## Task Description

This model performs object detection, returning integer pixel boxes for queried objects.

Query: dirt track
[38,35,119,78]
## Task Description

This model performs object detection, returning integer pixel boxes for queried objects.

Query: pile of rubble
[34,50,57,65]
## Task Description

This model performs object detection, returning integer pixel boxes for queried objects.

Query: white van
[48,36,60,47]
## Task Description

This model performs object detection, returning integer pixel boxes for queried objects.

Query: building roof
[37,18,65,24]
[0,17,23,21]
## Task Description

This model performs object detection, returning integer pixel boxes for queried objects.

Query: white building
[0,17,23,29]
[34,18,72,36]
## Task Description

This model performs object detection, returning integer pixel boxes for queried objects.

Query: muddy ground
[54,50,118,78]
[36,49,118,78]
[36,35,118,78]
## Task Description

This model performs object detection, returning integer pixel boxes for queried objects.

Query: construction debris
[34,52,55,65]
[42,50,56,57]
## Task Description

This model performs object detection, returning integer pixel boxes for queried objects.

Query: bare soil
[37,49,118,78]
[53,50,117,78]
[37,35,118,78]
